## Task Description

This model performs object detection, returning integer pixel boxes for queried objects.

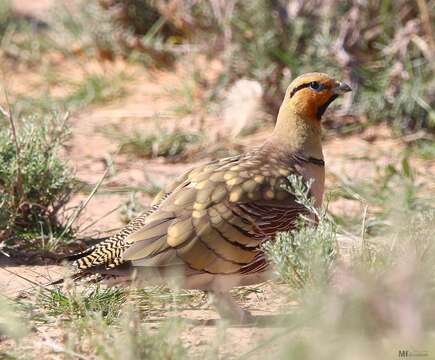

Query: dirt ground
[1,1,435,358]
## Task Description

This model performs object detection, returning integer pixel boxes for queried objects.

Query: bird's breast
[296,162,325,208]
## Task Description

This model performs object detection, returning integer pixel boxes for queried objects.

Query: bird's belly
[127,266,272,291]
[184,271,272,291]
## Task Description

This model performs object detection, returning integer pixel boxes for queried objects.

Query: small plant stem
[361,204,368,260]
[60,166,110,239]
[78,204,122,234]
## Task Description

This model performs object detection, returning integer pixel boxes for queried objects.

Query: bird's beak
[333,81,352,95]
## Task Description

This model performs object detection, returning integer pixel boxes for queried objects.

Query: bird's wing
[71,156,238,270]
[122,152,306,274]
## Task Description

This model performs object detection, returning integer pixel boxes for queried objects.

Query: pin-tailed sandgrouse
[66,73,351,322]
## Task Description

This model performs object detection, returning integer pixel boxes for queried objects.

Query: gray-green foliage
[0,113,74,245]
[273,207,435,360]
[261,163,435,359]
[269,220,338,291]
[391,209,435,267]
[265,175,338,291]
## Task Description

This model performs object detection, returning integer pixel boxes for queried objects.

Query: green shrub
[0,112,75,248]
[265,175,338,292]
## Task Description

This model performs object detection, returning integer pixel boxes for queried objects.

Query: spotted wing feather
[71,151,309,276]
[122,151,306,274]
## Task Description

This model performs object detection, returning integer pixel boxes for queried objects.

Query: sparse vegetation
[262,162,435,359]
[119,129,202,160]
[64,312,188,360]
[4,288,190,359]
[1,284,206,358]
[330,153,434,238]
[36,285,205,323]
[39,286,127,324]
[12,71,130,118]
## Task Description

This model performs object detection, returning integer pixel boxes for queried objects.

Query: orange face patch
[285,73,340,120]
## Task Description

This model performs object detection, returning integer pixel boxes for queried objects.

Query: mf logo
[398,349,429,358]
[398,350,409,358]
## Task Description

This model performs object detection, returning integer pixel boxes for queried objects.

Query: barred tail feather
[66,196,171,271]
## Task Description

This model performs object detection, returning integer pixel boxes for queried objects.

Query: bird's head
[281,72,351,121]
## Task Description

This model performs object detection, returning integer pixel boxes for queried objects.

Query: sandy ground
[0,256,64,297]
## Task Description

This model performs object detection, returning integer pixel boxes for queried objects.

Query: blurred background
[0,1,434,359]
[2,0,434,129]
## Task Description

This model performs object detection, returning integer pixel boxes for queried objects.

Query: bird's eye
[310,81,321,90]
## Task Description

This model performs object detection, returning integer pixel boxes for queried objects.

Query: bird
[66,73,351,323]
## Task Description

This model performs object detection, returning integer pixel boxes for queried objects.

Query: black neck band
[294,153,325,167]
